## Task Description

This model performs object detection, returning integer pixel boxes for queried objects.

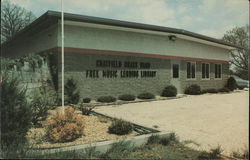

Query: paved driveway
[94,91,249,155]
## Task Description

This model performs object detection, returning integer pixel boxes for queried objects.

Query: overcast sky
[9,0,249,39]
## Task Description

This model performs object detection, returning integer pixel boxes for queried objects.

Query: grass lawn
[3,132,248,159]
[101,142,203,160]
[24,134,230,159]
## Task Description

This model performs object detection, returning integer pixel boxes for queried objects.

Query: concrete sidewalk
[94,91,249,155]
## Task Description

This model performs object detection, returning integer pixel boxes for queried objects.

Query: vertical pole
[61,0,64,114]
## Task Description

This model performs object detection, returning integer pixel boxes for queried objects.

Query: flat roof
[2,10,242,49]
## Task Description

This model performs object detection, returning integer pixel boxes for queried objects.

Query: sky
[8,0,249,39]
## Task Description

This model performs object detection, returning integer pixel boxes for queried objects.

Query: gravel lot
[94,91,249,155]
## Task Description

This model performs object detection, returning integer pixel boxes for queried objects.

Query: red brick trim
[41,47,229,64]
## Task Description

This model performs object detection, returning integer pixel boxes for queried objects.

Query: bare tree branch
[1,0,36,43]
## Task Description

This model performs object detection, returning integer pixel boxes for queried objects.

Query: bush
[198,146,223,159]
[0,75,32,146]
[167,132,179,143]
[232,149,249,159]
[97,96,116,103]
[218,87,230,93]
[108,119,133,135]
[200,90,206,94]
[184,84,201,95]
[100,141,133,159]
[31,86,56,126]
[161,85,177,97]
[79,103,94,116]
[231,149,249,159]
[82,98,91,103]
[237,85,248,90]
[0,142,34,159]
[137,92,155,99]
[159,133,179,146]
[118,94,136,101]
[201,88,218,94]
[209,146,223,159]
[146,133,179,146]
[226,77,237,91]
[146,134,161,145]
[46,106,85,142]
[65,78,80,104]
[208,88,218,93]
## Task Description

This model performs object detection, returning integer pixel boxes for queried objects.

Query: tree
[1,0,36,43]
[0,73,32,146]
[222,25,249,80]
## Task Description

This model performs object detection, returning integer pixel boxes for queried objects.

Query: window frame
[172,63,179,79]
[215,63,222,80]
[202,62,210,80]
[186,61,196,80]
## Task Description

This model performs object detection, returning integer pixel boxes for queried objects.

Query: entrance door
[171,60,181,94]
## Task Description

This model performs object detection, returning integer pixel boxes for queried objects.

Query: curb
[31,131,170,156]
[91,111,160,134]
[79,95,186,108]
[30,111,162,156]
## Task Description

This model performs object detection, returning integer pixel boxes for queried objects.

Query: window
[187,62,196,79]
[215,64,222,79]
[202,63,210,79]
[172,64,179,78]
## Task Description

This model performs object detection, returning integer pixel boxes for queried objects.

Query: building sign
[86,60,157,78]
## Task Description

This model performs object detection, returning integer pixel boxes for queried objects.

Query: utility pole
[61,0,64,114]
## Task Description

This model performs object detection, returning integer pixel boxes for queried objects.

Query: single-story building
[2,11,240,98]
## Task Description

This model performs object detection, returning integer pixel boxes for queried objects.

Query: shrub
[1,142,34,159]
[0,75,32,146]
[65,78,80,104]
[218,87,230,93]
[161,85,177,97]
[100,141,133,159]
[46,106,85,142]
[231,150,249,159]
[146,133,179,146]
[118,94,136,101]
[79,103,94,116]
[137,92,155,99]
[167,132,179,143]
[237,86,244,90]
[209,146,223,159]
[47,54,59,90]
[197,151,211,159]
[198,146,223,159]
[97,96,116,103]
[241,149,249,159]
[184,84,201,95]
[201,88,218,94]
[108,119,133,135]
[30,86,56,126]
[159,137,171,146]
[200,90,206,94]
[226,77,237,91]
[146,134,161,145]
[237,85,248,90]
[82,98,91,103]
[160,133,179,146]
[208,88,218,93]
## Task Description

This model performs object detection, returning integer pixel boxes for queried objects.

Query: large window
[172,64,179,78]
[187,62,196,79]
[202,63,210,79]
[215,64,222,79]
